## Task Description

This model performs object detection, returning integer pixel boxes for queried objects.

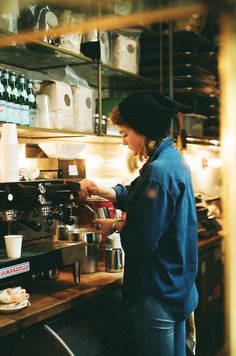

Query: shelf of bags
[0,31,94,71]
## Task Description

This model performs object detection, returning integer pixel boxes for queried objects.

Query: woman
[79,90,198,356]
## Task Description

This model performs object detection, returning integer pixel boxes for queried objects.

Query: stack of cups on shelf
[35,94,53,128]
[0,123,19,182]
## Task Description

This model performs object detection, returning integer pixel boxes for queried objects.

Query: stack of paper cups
[35,94,53,128]
[0,123,19,182]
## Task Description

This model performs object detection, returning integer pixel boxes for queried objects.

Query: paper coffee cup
[4,235,23,258]
[36,94,51,113]
[35,94,53,128]
[1,123,18,144]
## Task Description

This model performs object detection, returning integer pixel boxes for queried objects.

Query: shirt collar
[139,138,173,173]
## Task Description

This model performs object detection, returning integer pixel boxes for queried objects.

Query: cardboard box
[72,86,94,132]
[40,80,74,130]
[111,34,139,74]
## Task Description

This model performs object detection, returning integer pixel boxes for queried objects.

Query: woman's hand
[79,179,99,200]
[94,218,125,235]
[93,218,116,236]
[79,179,117,203]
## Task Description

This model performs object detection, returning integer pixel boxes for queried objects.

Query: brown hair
[109,106,162,161]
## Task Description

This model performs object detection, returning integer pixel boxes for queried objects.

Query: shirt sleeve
[120,172,176,257]
[113,184,130,212]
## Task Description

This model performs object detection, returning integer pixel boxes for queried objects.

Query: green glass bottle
[0,68,6,123]
[10,71,21,124]
[18,73,29,126]
[27,79,37,126]
[2,69,13,123]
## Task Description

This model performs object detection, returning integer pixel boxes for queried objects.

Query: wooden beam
[219,10,236,356]
[0,3,205,48]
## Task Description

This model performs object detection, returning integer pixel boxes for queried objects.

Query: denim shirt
[113,138,198,320]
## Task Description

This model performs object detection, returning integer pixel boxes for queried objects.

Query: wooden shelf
[0,125,122,144]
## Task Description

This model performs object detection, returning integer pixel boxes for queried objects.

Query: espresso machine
[0,179,86,287]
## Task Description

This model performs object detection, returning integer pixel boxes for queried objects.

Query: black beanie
[118,90,177,140]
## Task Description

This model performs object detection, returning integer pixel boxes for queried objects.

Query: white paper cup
[35,94,53,128]
[4,235,23,258]
[0,123,18,144]
[36,94,51,113]
[0,143,19,182]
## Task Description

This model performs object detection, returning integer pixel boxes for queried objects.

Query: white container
[0,123,18,144]
[0,123,19,182]
[36,94,51,113]
[35,94,53,128]
[0,145,19,181]
[38,141,85,160]
[4,234,23,258]
[108,232,122,249]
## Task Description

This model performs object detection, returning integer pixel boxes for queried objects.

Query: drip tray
[0,238,85,283]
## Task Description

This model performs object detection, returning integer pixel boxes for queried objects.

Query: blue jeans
[131,295,186,356]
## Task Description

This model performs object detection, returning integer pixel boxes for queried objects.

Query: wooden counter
[0,233,224,340]
[0,267,123,339]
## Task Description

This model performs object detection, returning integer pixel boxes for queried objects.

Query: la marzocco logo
[0,262,30,279]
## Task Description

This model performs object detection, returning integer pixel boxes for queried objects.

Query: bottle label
[20,104,30,125]
[12,87,18,97]
[0,99,6,122]
[29,108,38,127]
[6,86,11,95]
[14,103,21,125]
[20,89,28,99]
[10,103,17,124]
[28,93,36,103]
[5,102,13,123]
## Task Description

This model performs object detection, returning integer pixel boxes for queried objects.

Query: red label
[0,262,30,279]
